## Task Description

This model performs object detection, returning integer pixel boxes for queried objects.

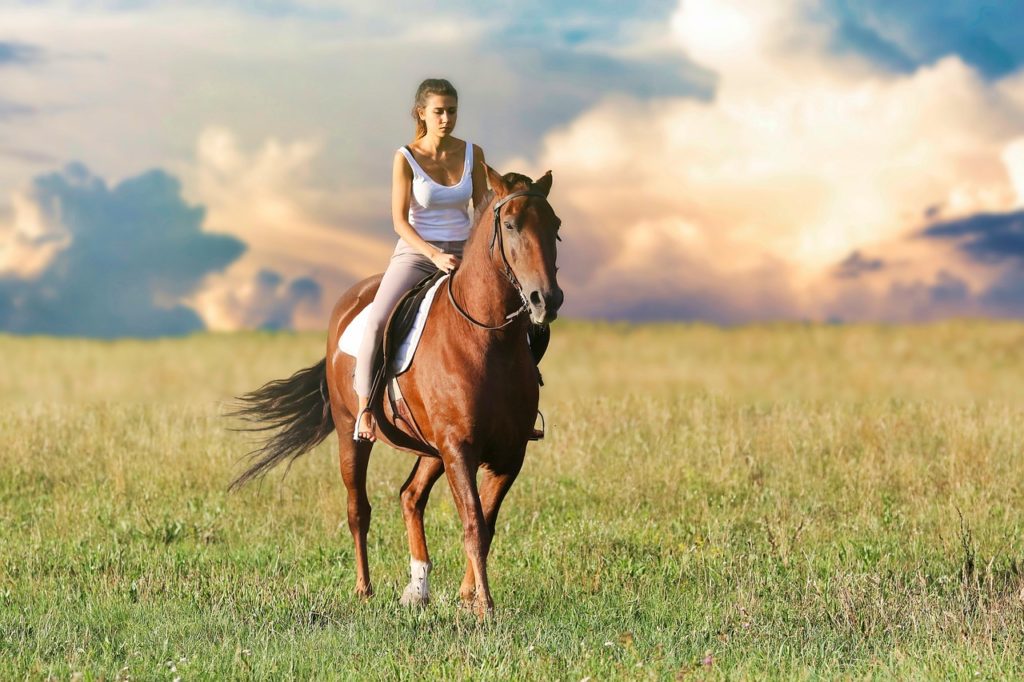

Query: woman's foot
[354,406,377,442]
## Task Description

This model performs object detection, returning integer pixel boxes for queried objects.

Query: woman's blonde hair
[412,78,458,140]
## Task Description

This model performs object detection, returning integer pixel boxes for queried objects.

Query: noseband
[447,189,550,330]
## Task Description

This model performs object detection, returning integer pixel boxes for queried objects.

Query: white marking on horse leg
[399,558,431,606]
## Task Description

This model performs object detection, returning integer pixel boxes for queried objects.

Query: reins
[446,189,549,330]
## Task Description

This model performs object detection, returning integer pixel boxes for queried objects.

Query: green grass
[1,321,1023,679]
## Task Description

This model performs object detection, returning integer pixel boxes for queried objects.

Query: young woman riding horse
[354,78,487,443]
[229,78,564,617]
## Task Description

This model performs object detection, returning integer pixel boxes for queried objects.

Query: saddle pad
[337,274,449,374]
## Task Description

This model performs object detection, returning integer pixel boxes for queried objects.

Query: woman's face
[419,94,458,137]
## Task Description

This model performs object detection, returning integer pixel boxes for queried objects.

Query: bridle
[447,189,550,330]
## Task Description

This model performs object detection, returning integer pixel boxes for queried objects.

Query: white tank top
[399,142,473,242]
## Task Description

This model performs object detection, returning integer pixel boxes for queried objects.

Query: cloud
[511,0,1024,322]
[0,41,43,121]
[561,216,802,323]
[186,126,393,331]
[822,267,978,323]
[3,0,1024,328]
[827,17,916,73]
[929,270,970,304]
[834,251,886,279]
[922,209,1024,263]
[0,162,244,337]
[196,268,322,330]
[0,129,366,335]
[821,0,1024,79]
[0,40,42,66]
[1,125,397,336]
[0,1,711,205]
[0,146,57,165]
[0,2,713,332]
[916,207,1024,316]
[981,268,1024,315]
[0,98,35,120]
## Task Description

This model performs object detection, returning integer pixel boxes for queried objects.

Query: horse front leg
[398,457,445,606]
[458,459,524,605]
[440,444,493,617]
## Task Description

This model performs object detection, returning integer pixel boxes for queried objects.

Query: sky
[1,0,1024,335]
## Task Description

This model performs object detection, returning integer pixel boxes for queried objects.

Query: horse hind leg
[398,457,445,606]
[337,426,374,598]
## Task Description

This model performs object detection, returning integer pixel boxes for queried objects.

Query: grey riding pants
[354,238,465,397]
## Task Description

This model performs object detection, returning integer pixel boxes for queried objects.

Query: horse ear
[533,170,553,197]
[484,163,509,199]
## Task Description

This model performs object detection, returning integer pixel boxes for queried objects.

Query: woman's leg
[353,242,435,439]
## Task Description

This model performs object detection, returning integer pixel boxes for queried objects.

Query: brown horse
[229,165,562,616]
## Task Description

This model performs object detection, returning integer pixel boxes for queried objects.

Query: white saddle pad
[338,274,448,375]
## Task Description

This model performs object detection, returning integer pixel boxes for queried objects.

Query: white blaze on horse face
[400,558,431,605]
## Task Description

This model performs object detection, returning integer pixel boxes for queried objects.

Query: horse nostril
[529,291,543,306]
[545,288,564,311]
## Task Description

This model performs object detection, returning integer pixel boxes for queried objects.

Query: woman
[353,78,489,441]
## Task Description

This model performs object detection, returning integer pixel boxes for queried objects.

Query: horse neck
[450,204,528,343]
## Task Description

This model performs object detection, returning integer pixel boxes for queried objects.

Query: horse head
[484,166,564,324]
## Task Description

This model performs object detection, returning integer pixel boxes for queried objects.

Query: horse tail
[227,357,335,491]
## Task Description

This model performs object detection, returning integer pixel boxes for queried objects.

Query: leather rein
[446,190,549,330]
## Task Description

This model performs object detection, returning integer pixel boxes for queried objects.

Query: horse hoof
[473,601,495,621]
[354,584,374,600]
[458,594,493,619]
[399,585,430,607]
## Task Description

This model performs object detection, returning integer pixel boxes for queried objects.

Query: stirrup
[353,407,376,442]
[528,410,545,441]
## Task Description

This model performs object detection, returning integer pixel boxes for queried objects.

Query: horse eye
[504,221,514,230]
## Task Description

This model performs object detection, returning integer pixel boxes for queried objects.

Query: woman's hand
[431,251,461,273]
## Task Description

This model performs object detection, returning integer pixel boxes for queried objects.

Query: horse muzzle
[528,286,563,324]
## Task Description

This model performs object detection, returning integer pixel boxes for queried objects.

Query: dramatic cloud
[198,268,323,330]
[0,1,709,210]
[922,209,1024,263]
[512,0,1024,322]
[915,207,1024,317]
[2,1,1024,330]
[0,163,244,337]
[185,126,393,331]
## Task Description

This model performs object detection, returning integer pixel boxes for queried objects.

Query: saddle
[365,271,551,455]
[364,271,444,455]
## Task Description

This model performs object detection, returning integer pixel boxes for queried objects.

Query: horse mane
[472,189,495,225]
[501,171,534,189]
[471,172,536,225]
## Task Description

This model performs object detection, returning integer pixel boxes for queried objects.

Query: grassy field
[1,321,1023,680]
